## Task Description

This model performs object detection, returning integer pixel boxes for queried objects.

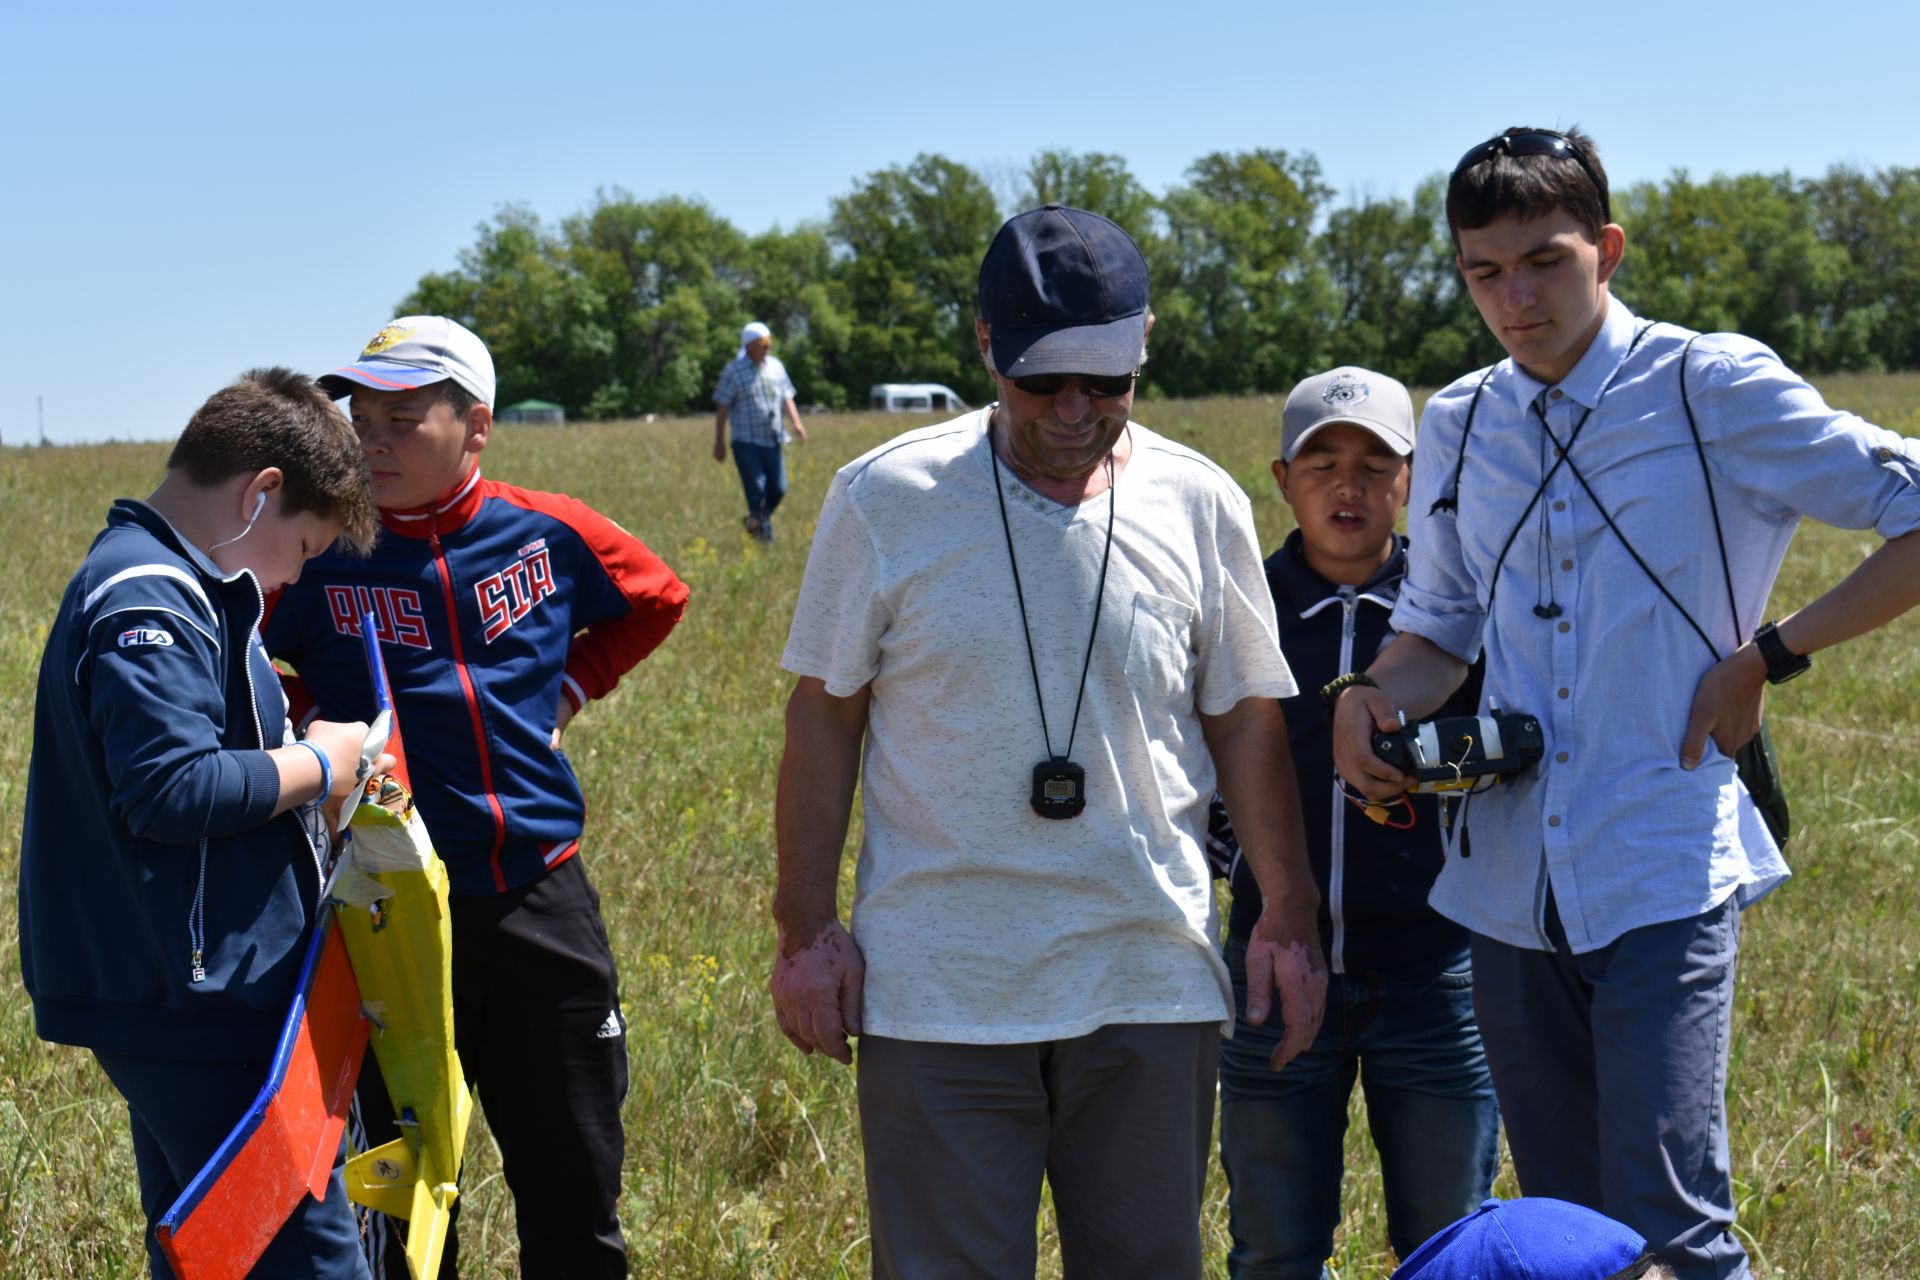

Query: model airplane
[155,614,471,1280]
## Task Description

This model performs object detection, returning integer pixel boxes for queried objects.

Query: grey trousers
[1471,894,1748,1280]
[856,1022,1219,1280]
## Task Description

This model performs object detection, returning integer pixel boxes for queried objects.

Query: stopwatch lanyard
[988,420,1117,763]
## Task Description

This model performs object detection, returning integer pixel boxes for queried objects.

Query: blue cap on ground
[1391,1198,1648,1280]
[977,204,1149,379]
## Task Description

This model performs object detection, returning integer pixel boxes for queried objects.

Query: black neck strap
[988,417,1118,762]
[1522,327,1736,664]
[1678,334,1742,649]
[1430,367,1496,516]
[1478,322,1655,614]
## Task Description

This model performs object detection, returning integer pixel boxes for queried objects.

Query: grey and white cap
[318,315,497,409]
[1281,366,1415,461]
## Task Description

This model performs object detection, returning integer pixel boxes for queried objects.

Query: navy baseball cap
[977,204,1149,378]
[1392,1198,1648,1280]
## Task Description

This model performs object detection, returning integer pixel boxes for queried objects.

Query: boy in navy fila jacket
[263,317,690,1278]
[20,369,383,1279]
[1212,368,1498,1278]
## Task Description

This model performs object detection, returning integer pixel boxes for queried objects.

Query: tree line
[401,151,1920,417]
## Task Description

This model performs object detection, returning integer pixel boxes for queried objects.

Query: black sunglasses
[1451,129,1611,221]
[1009,370,1139,399]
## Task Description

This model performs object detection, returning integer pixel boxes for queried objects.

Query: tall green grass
[2,378,1918,1277]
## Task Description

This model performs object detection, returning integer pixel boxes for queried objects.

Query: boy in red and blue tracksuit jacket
[266,466,685,894]
[263,315,689,1278]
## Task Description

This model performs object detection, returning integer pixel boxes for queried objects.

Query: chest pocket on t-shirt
[1125,591,1197,700]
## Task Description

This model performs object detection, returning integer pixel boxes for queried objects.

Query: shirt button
[1553,500,1566,512]
[1876,446,1895,462]
[1561,559,1574,571]
[1558,687,1570,699]
[1556,751,1569,763]
[1557,620,1571,633]
[1550,389,1564,400]
[1548,815,1562,827]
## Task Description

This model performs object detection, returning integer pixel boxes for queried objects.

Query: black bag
[1735,722,1790,848]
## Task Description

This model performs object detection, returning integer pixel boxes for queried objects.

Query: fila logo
[325,585,431,650]
[118,627,174,648]
[476,547,556,644]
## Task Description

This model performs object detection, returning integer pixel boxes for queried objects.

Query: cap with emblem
[978,204,1149,379]
[1282,365,1415,461]
[318,315,496,408]
[1391,1197,1648,1280]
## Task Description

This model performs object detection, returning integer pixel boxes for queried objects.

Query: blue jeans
[1218,935,1499,1279]
[1472,894,1747,1280]
[731,440,787,522]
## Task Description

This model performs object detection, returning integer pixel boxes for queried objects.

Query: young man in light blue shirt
[1330,127,1920,1279]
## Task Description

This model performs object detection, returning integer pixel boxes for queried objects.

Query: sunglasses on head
[1451,129,1611,220]
[1008,370,1139,398]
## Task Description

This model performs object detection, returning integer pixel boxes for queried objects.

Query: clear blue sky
[4,0,1915,445]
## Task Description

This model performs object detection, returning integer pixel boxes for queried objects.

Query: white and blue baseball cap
[318,315,496,408]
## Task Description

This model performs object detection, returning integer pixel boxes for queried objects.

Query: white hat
[1282,366,1415,461]
[318,315,497,408]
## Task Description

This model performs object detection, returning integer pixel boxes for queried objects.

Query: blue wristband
[296,739,333,806]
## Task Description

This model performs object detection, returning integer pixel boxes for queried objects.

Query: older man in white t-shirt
[770,204,1328,1279]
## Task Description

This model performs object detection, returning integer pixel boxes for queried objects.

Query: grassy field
[2,377,1919,1278]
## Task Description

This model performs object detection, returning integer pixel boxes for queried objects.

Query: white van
[869,383,971,413]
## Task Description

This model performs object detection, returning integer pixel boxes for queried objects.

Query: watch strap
[1754,621,1811,685]
[1320,671,1379,715]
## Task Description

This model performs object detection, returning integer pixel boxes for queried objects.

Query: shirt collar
[378,465,485,537]
[1507,295,1641,413]
[1267,528,1408,612]
[111,498,251,585]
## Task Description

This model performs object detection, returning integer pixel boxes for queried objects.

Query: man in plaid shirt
[713,320,808,541]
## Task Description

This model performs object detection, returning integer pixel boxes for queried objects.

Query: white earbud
[210,488,270,551]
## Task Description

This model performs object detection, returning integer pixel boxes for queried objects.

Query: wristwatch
[1753,621,1811,685]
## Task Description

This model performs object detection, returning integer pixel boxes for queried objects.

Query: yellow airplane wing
[335,774,472,1280]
